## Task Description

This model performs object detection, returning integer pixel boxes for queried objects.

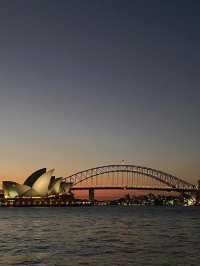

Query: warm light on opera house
[2,168,71,198]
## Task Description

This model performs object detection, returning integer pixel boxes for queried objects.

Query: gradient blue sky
[0,0,199,184]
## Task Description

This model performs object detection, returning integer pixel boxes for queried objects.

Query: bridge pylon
[89,188,95,202]
[198,180,200,190]
[195,180,200,204]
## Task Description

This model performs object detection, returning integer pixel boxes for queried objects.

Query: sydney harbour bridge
[64,164,199,201]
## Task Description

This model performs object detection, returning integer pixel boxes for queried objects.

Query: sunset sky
[0,1,199,186]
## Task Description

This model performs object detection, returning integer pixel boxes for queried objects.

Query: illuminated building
[2,168,71,198]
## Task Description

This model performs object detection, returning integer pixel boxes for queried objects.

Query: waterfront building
[2,168,72,198]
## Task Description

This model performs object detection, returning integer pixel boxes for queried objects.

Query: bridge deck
[71,187,197,192]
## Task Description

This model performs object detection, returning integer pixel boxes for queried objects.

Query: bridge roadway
[71,186,197,192]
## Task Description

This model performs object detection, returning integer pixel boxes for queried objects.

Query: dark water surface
[0,206,200,266]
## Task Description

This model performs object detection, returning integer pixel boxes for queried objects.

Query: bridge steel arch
[65,165,196,191]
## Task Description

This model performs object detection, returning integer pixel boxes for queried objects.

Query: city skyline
[0,1,199,186]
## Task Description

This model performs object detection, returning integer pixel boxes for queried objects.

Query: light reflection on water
[0,206,200,266]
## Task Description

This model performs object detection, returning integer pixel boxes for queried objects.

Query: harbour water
[0,206,199,266]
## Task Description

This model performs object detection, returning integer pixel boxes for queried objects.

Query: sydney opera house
[2,168,72,199]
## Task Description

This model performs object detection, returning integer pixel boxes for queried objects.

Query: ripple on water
[0,206,200,266]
